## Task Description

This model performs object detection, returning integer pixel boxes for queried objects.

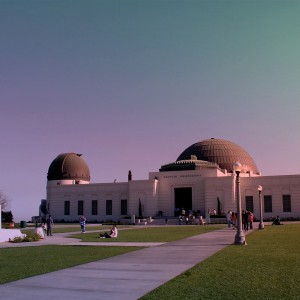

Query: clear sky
[1,0,300,222]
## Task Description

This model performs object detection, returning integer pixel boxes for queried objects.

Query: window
[92,200,98,215]
[121,199,127,215]
[106,200,112,215]
[283,195,291,212]
[78,200,84,215]
[264,195,272,213]
[64,201,70,215]
[245,196,254,212]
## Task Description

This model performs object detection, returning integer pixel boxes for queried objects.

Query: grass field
[0,225,223,284]
[71,224,225,242]
[0,245,140,284]
[21,224,122,234]
[2,224,300,300]
[141,224,300,300]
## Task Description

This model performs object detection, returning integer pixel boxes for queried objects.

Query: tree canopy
[0,191,10,210]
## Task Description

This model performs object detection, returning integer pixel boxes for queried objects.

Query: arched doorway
[174,187,192,216]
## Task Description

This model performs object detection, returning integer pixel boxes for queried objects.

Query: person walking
[46,215,54,236]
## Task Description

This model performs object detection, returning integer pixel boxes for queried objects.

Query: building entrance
[174,187,192,216]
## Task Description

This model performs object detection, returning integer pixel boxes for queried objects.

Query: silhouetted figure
[46,215,54,236]
[272,216,283,225]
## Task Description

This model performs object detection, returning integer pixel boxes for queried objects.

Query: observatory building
[42,138,300,222]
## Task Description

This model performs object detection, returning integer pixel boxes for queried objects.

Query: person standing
[231,212,237,229]
[46,215,54,236]
[242,210,246,230]
[226,211,232,228]
[249,212,254,229]
[243,211,249,231]
[79,215,86,233]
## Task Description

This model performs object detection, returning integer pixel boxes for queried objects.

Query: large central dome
[177,138,259,174]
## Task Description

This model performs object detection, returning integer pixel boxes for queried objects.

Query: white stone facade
[46,167,300,222]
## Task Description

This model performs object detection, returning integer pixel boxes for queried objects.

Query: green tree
[1,211,14,222]
[0,190,10,210]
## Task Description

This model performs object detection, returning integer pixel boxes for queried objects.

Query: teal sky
[1,0,300,221]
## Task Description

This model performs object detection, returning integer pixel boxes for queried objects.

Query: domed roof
[47,153,90,181]
[177,138,259,174]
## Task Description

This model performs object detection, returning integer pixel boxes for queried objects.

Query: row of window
[64,199,128,216]
[245,195,291,213]
[64,194,292,216]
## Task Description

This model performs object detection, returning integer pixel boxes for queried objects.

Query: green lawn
[0,245,140,284]
[141,224,300,300]
[21,224,126,234]
[0,225,223,284]
[3,223,300,299]
[71,224,225,242]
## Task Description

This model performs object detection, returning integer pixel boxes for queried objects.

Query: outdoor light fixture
[258,185,264,229]
[233,162,246,245]
[153,176,158,196]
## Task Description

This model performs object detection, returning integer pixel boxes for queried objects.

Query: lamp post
[258,185,264,229]
[233,162,246,245]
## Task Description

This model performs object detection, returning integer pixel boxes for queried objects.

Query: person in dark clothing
[272,216,283,225]
[46,215,54,236]
[242,211,249,231]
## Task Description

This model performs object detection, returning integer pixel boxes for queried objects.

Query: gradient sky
[1,0,300,221]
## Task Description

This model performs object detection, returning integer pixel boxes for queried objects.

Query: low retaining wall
[0,229,25,243]
[208,217,227,224]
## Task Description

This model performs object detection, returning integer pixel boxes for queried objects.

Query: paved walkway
[0,227,251,300]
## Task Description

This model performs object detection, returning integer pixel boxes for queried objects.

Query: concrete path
[0,227,165,248]
[0,227,249,300]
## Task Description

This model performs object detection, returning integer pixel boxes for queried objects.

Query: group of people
[226,211,237,229]
[78,215,118,238]
[34,215,54,237]
[40,215,54,236]
[78,216,119,238]
[39,212,284,241]
[242,210,254,230]
[226,210,254,230]
[177,208,204,225]
[36,215,119,239]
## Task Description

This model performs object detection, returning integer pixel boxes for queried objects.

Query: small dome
[47,153,90,181]
[177,138,259,174]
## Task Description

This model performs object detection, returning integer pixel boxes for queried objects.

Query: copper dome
[177,138,259,174]
[47,153,90,181]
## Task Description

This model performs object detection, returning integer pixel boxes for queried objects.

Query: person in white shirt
[226,211,232,228]
[110,225,118,238]
[100,225,118,238]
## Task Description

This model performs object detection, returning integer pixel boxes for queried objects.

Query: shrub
[9,232,41,243]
